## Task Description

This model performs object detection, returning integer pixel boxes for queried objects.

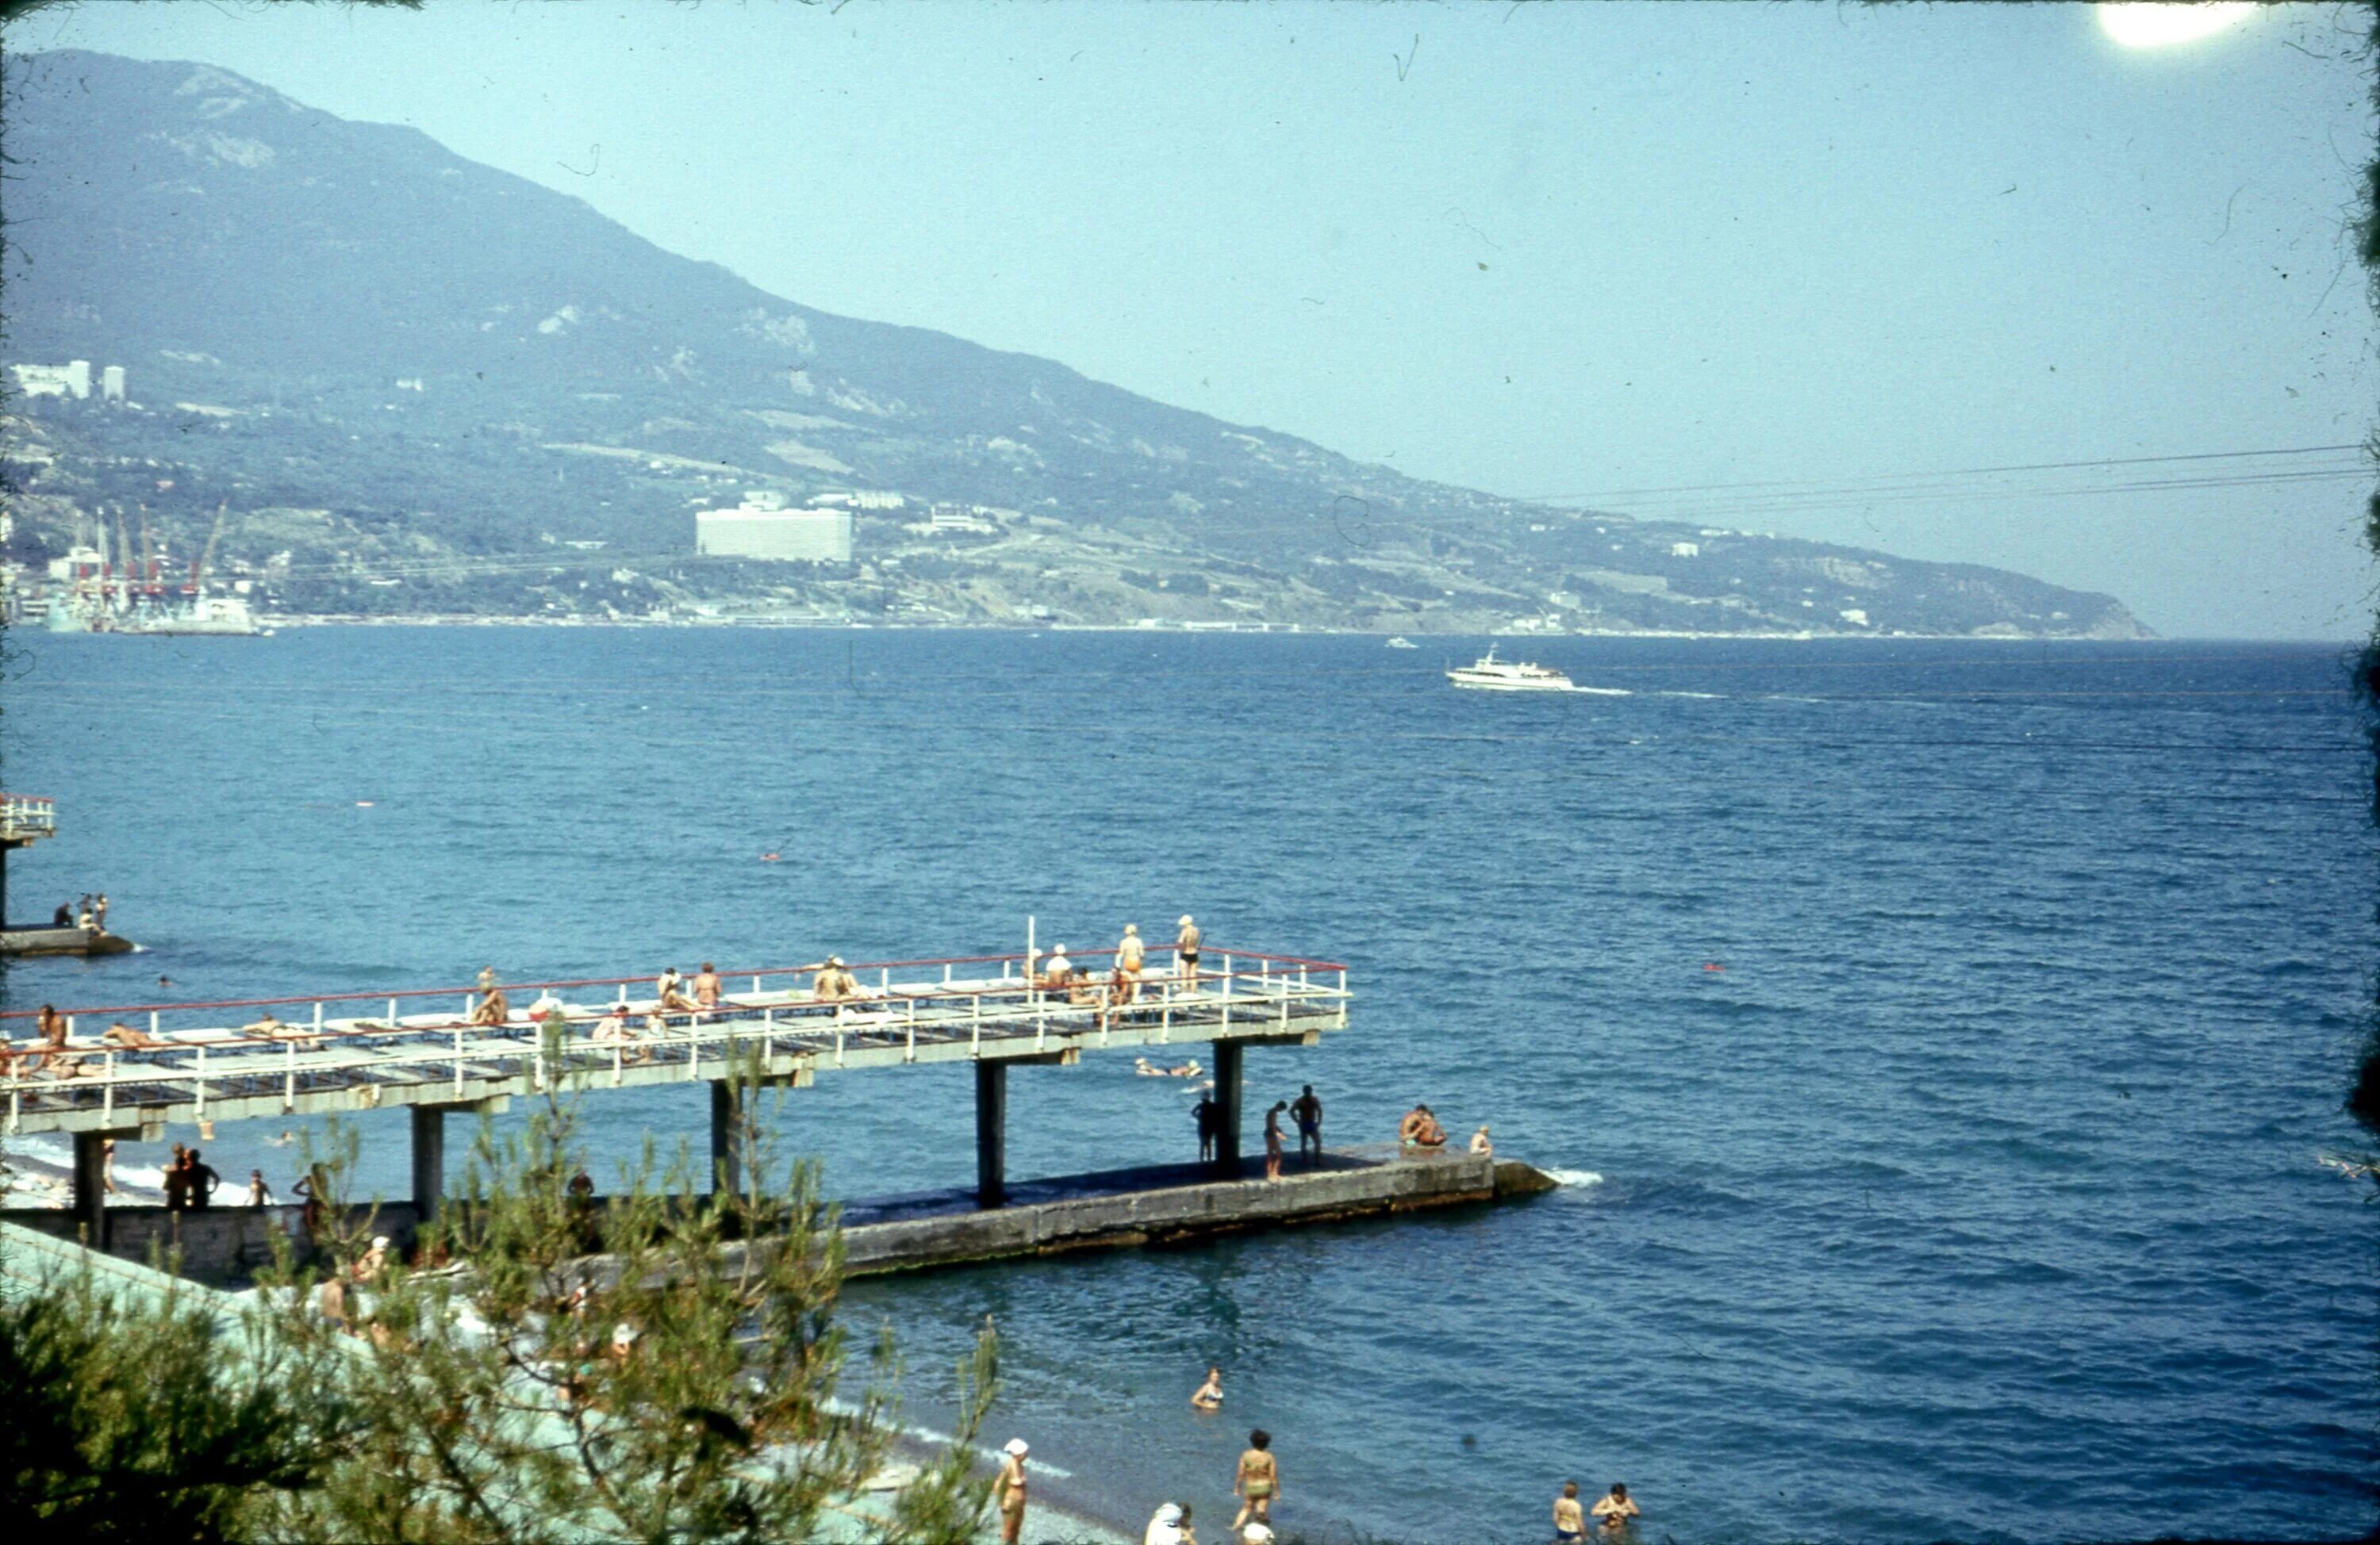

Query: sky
[7,0,2374,638]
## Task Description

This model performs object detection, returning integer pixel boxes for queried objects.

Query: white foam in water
[1545,1168,1604,1188]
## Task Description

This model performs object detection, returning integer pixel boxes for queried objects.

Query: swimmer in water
[1191,1365,1223,1412]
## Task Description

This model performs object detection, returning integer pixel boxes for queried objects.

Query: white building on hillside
[697,503,852,562]
[11,360,92,399]
[101,366,126,401]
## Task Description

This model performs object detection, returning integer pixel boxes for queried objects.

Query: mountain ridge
[0,48,2149,638]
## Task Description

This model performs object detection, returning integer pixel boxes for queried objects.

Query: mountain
[0,49,2148,637]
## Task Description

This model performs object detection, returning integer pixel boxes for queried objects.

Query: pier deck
[4,946,1350,1244]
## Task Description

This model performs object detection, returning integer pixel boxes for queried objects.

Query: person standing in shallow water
[1591,1482,1638,1531]
[1553,1480,1586,1542]
[1233,1428,1278,1531]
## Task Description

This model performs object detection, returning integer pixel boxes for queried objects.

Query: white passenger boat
[1445,646,1576,692]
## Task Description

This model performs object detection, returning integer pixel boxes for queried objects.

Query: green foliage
[0,1261,344,1541]
[249,1056,999,1543]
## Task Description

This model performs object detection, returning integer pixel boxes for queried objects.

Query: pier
[0,792,135,957]
[1,945,1352,1255]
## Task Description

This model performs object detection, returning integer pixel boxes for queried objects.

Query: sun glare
[2098,2,2255,49]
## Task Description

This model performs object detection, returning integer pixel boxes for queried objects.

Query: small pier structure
[0,945,1349,1250]
[0,793,134,957]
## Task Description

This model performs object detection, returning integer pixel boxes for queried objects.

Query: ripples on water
[3,631,2371,1541]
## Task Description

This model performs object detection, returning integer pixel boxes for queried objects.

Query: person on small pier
[247,1169,274,1207]
[94,893,109,932]
[1264,1102,1288,1182]
[1192,1365,1223,1411]
[995,1437,1031,1545]
[1176,914,1201,987]
[811,957,865,1003]
[102,1019,163,1049]
[186,1149,222,1210]
[467,987,510,1028]
[1591,1482,1638,1531]
[1290,1085,1323,1162]
[592,1003,650,1064]
[163,1145,190,1213]
[22,1004,80,1076]
[52,902,72,928]
[1400,1102,1447,1151]
[1195,1092,1220,1163]
[1233,1429,1279,1532]
[76,897,94,931]
[692,961,724,1012]
[1470,1125,1495,1158]
[101,1138,119,1197]
[240,1008,316,1044]
[1117,923,1146,1003]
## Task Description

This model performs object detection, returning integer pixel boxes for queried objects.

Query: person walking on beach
[1553,1480,1587,1542]
[1233,1428,1279,1532]
[1264,1102,1288,1183]
[994,1437,1031,1545]
[1591,1482,1638,1531]
[1289,1085,1323,1163]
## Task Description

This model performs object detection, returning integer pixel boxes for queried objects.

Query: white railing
[0,955,1351,1135]
[0,792,57,844]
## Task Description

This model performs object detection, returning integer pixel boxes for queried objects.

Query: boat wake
[1568,686,1633,696]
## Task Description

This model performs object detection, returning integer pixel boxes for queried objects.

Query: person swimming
[1191,1365,1223,1411]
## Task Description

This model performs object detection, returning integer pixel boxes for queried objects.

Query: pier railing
[0,947,1350,1137]
[0,792,57,845]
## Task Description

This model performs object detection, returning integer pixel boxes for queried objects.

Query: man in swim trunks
[1290,1085,1323,1163]
[1176,915,1201,986]
[1554,1481,1587,1541]
[1233,1428,1279,1530]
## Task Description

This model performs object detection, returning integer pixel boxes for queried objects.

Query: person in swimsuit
[592,1003,650,1064]
[23,1005,78,1076]
[692,962,724,1011]
[1591,1482,1638,1531]
[1470,1125,1495,1158]
[657,968,701,1014]
[1234,1429,1279,1530]
[467,986,510,1028]
[1116,924,1146,1003]
[1191,1365,1223,1411]
[1176,915,1200,987]
[812,957,864,1003]
[102,1020,162,1049]
[1264,1102,1288,1182]
[1554,1480,1587,1541]
[1290,1085,1322,1163]
[995,1437,1031,1545]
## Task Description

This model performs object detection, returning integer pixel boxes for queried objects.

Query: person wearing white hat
[1116,923,1146,1003]
[1144,1501,1187,1545]
[996,1438,1031,1543]
[1175,915,1202,988]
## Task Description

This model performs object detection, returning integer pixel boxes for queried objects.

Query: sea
[2,627,2371,1543]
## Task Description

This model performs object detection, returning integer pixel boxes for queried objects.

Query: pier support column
[71,1131,109,1248]
[1211,1039,1244,1175]
[975,1060,1008,1209]
[710,1081,744,1201]
[411,1106,447,1225]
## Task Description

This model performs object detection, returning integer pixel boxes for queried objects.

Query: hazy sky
[10,1,2373,637]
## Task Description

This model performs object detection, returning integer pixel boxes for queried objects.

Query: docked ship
[1445,646,1576,692]
[38,504,271,636]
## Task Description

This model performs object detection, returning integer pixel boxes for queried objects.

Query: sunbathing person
[655,968,703,1014]
[22,1005,83,1075]
[1399,1102,1449,1150]
[102,1020,163,1050]
[1036,945,1073,997]
[592,1004,650,1065]
[241,1010,321,1046]
[812,957,864,1003]
[467,987,511,1028]
[692,962,724,1012]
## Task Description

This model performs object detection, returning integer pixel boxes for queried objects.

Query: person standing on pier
[93,893,109,933]
[994,1438,1031,1545]
[1117,924,1146,1003]
[163,1144,190,1213]
[246,1169,274,1208]
[1232,1429,1279,1532]
[1264,1102,1288,1182]
[100,1138,118,1197]
[1290,1085,1323,1164]
[1175,915,1201,988]
[1194,1091,1220,1164]
[186,1149,222,1211]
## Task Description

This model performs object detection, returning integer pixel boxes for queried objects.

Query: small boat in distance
[1446,646,1576,692]
[1386,635,1418,650]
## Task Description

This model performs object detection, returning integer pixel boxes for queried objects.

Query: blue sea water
[2,627,2372,1543]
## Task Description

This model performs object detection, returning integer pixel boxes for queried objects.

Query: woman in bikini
[1264,1102,1288,1183]
[1234,1428,1278,1531]
[1190,1365,1223,1411]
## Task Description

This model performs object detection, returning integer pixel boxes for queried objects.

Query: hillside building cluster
[10,359,129,403]
[694,490,853,563]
